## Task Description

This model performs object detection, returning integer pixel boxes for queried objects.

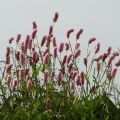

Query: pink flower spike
[111,68,117,78]
[6,46,10,58]
[115,59,120,67]
[20,52,25,65]
[31,29,37,39]
[74,49,81,59]
[44,70,48,83]
[75,43,80,49]
[97,54,103,61]
[58,43,64,53]
[26,75,30,82]
[16,34,21,43]
[46,36,51,47]
[27,80,32,91]
[72,71,77,80]
[19,68,24,80]
[12,85,16,92]
[21,42,25,51]
[83,57,87,66]
[109,55,115,61]
[43,48,49,56]
[6,75,12,84]
[112,51,119,57]
[68,63,73,73]
[41,35,47,47]
[94,42,100,54]
[5,56,10,64]
[44,54,49,64]
[32,51,39,63]
[32,21,37,30]
[62,55,67,66]
[6,64,13,73]
[65,43,69,51]
[52,37,57,47]
[66,29,74,38]
[107,46,112,56]
[49,25,53,35]
[12,80,18,91]
[28,39,32,49]
[102,53,108,62]
[66,54,72,63]
[53,12,59,23]
[53,47,57,58]
[96,62,100,71]
[76,29,83,39]
[9,37,14,44]
[13,80,18,87]
[15,51,20,61]
[69,71,73,79]
[46,98,51,110]
[76,75,80,86]
[107,54,115,67]
[88,37,96,45]
[80,71,84,86]
[24,35,30,50]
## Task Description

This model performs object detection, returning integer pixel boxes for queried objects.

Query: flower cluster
[0,12,120,119]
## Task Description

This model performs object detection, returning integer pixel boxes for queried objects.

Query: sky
[0,0,120,84]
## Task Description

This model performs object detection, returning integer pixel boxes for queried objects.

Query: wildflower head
[83,57,87,67]
[6,46,10,58]
[65,43,69,51]
[58,43,64,53]
[94,42,100,54]
[32,21,37,29]
[53,47,57,58]
[31,29,37,39]
[66,29,74,38]
[76,29,83,39]
[46,98,51,110]
[115,59,120,67]
[6,75,12,84]
[52,37,57,47]
[74,49,81,59]
[16,34,21,43]
[53,12,59,23]
[19,68,24,80]
[27,80,32,91]
[62,55,67,66]
[44,70,49,83]
[107,46,112,56]
[111,68,117,78]
[9,37,14,44]
[88,37,96,45]
[6,64,13,73]
[41,35,47,47]
[43,54,49,64]
[49,25,53,35]
[32,51,39,63]
[20,52,25,65]
[67,54,72,63]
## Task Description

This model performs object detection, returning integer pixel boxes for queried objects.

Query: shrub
[0,12,120,120]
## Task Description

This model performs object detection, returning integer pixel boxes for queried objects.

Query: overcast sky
[0,0,120,84]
